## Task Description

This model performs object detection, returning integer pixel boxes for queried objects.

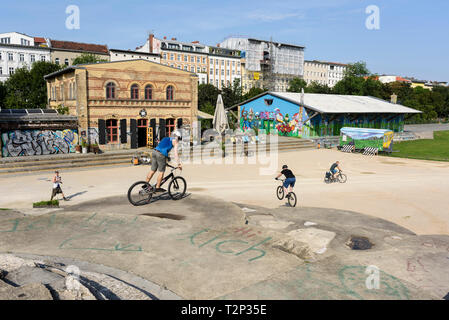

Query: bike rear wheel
[168,176,187,200]
[338,173,347,183]
[128,181,153,206]
[287,192,297,207]
[276,186,284,200]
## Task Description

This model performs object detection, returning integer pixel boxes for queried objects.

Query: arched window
[145,85,153,100]
[106,82,115,99]
[131,84,139,100]
[106,119,118,143]
[166,85,174,101]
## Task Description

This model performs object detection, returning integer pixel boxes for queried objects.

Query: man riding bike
[146,130,182,193]
[330,161,342,180]
[275,165,296,199]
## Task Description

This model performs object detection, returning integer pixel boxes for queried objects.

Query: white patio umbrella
[213,94,229,134]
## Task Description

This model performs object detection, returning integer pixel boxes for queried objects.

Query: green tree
[4,67,33,109]
[287,77,307,92]
[242,87,267,101]
[306,81,332,94]
[344,61,370,77]
[221,78,242,109]
[4,61,61,109]
[362,76,385,98]
[431,85,449,119]
[332,76,365,95]
[0,81,6,107]
[198,83,220,112]
[72,53,108,66]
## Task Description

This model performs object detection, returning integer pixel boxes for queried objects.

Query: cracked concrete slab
[286,228,336,254]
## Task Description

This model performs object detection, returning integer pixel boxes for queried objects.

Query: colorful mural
[239,94,405,138]
[1,129,79,157]
[240,94,310,137]
[339,127,394,152]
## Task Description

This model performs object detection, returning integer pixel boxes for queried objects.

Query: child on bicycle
[275,165,296,198]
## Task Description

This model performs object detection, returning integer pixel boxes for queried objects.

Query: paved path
[1,148,447,235]
[404,123,449,133]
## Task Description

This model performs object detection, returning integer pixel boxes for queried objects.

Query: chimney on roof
[171,38,176,41]
[391,93,398,104]
[149,33,154,53]
[163,36,167,40]
[192,41,200,44]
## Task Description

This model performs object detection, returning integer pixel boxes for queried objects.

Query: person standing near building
[51,171,68,201]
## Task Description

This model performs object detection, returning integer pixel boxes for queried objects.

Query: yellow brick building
[45,59,198,151]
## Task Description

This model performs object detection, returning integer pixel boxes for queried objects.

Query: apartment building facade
[48,40,110,67]
[303,60,328,85]
[219,37,305,93]
[0,32,51,82]
[207,46,241,89]
[304,60,347,87]
[137,35,209,85]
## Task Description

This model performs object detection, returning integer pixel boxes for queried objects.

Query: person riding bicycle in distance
[146,130,182,193]
[275,165,296,198]
[330,161,342,180]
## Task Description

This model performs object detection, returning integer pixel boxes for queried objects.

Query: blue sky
[1,0,448,81]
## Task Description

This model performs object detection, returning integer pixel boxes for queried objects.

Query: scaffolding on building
[220,36,304,91]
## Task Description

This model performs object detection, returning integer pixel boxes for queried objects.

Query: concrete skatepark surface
[1,148,448,299]
[0,194,448,300]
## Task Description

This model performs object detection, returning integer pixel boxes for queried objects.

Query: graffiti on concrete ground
[1,129,79,157]
[175,228,272,262]
[0,212,142,253]
[218,264,411,300]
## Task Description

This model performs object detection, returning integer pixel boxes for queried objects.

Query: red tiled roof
[34,37,46,43]
[50,40,109,54]
[396,76,411,83]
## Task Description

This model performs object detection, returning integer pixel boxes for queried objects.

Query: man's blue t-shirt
[155,137,174,157]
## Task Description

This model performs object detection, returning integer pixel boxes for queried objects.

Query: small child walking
[51,171,68,201]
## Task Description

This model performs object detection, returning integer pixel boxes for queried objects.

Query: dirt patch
[380,161,407,165]
[189,188,206,191]
[141,213,185,220]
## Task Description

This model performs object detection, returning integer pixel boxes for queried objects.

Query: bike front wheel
[168,176,187,200]
[127,181,153,206]
[287,192,297,207]
[338,174,347,183]
[276,186,284,200]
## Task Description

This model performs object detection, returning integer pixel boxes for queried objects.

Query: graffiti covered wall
[239,94,311,138]
[239,94,405,138]
[1,129,79,157]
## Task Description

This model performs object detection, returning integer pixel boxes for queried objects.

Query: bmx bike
[275,178,297,207]
[127,164,187,206]
[324,171,347,184]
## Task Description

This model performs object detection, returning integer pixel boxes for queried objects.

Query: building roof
[34,37,46,43]
[246,37,305,49]
[110,48,160,56]
[0,108,78,122]
[44,59,198,80]
[49,40,109,54]
[0,43,50,51]
[233,92,421,114]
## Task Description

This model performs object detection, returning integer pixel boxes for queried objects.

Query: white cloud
[247,10,305,22]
